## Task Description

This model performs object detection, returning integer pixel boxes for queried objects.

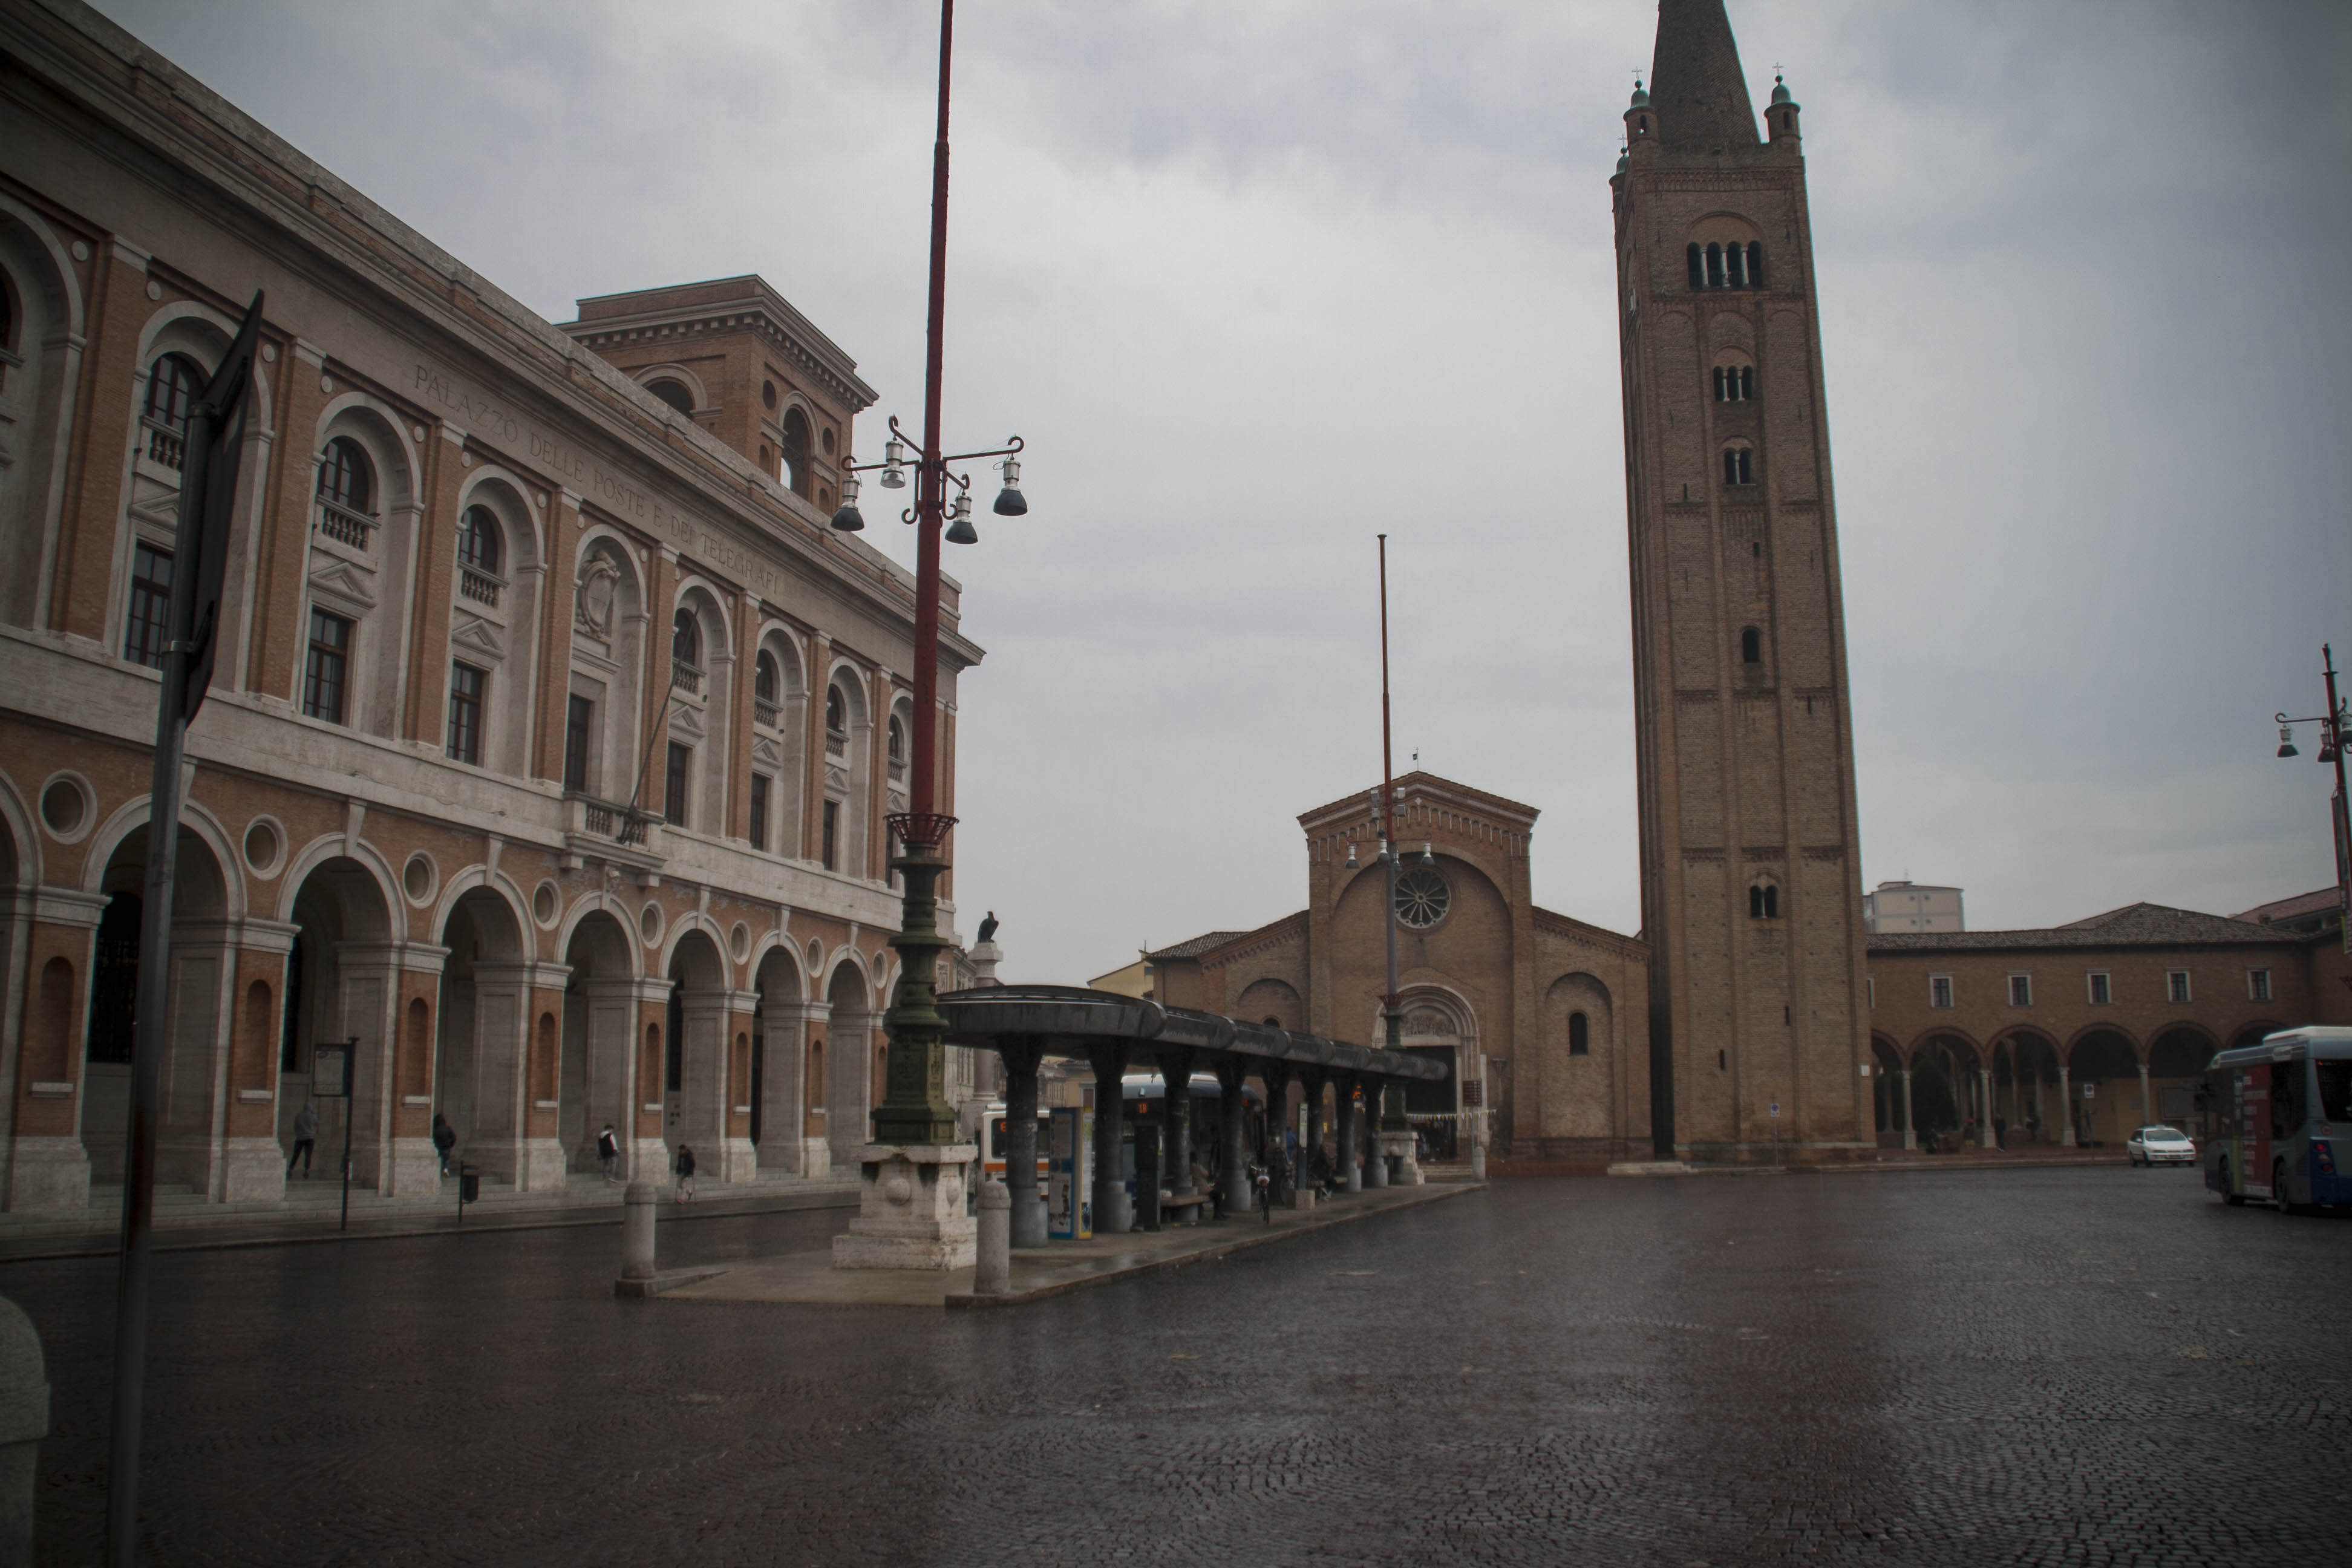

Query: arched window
[457,505,501,575]
[316,436,374,514]
[1739,365,1753,400]
[1568,1011,1590,1057]
[1726,243,1747,288]
[1741,626,1762,664]
[1722,446,1753,486]
[1748,884,1780,919]
[646,378,694,416]
[1705,243,1725,289]
[1713,367,1725,400]
[1686,243,1704,291]
[1746,243,1764,287]
[887,713,905,769]
[825,684,846,740]
[781,407,812,498]
[142,353,203,433]
[672,609,701,672]
[754,650,779,705]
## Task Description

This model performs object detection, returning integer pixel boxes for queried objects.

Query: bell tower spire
[1610,1,1870,1162]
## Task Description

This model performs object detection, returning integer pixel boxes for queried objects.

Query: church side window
[1740,626,1762,665]
[1687,241,1765,292]
[1568,1011,1590,1056]
[1713,365,1753,402]
[1746,243,1765,287]
[1687,244,1704,290]
[1748,883,1780,919]
[1706,243,1725,289]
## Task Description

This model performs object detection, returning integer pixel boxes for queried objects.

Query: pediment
[669,702,705,741]
[751,735,783,769]
[824,765,849,794]
[307,557,377,614]
[450,615,505,664]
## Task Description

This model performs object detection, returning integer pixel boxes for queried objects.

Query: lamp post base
[832,1143,979,1271]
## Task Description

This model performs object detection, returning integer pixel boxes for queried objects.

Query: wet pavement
[6,1165,2347,1565]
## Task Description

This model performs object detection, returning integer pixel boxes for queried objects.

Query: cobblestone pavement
[7,1166,2348,1566]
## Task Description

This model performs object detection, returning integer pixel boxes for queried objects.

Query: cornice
[567,302,877,413]
[1197,911,1310,970]
[1530,906,1650,963]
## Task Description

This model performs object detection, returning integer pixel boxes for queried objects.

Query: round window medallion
[71,240,90,262]
[730,922,751,963]
[319,375,333,394]
[145,279,162,302]
[402,852,436,904]
[639,903,664,947]
[1394,866,1451,929]
[760,381,777,410]
[532,880,560,927]
[242,818,283,877]
[38,776,90,840]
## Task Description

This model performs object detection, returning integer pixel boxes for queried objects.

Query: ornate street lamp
[828,0,1032,1149]
[2272,643,2350,955]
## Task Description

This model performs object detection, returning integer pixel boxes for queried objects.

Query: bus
[2202,1026,2352,1213]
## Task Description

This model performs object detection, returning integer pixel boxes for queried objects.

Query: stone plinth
[832,1143,978,1271]
[1381,1130,1422,1186]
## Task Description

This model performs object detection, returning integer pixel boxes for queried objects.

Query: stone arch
[0,196,85,631]
[666,579,735,833]
[1235,976,1303,1031]
[750,941,806,1163]
[1904,1030,1986,1138]
[434,885,530,1180]
[0,768,41,890]
[444,469,544,774]
[567,529,646,805]
[560,906,636,1170]
[823,955,874,1165]
[664,927,730,1168]
[750,622,809,854]
[633,363,708,415]
[2064,1026,2140,1146]
[79,795,239,916]
[427,864,532,959]
[2229,1020,2285,1052]
[1869,1033,1907,1143]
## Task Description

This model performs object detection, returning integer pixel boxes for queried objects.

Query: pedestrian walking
[1993,1114,2008,1151]
[675,1142,696,1201]
[596,1123,621,1183]
[431,1112,456,1175]
[286,1100,318,1178]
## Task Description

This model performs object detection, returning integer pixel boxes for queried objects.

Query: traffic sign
[1768,1101,1780,1118]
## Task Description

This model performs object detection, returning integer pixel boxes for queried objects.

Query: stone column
[2138,1062,2153,1130]
[1979,1068,1996,1149]
[1001,1037,1046,1247]
[220,919,299,1205]
[1899,1070,1916,1151]
[1215,1054,1250,1217]
[1259,1059,1293,1204]
[722,988,760,1183]
[2057,1065,2076,1146]
[4,889,107,1212]
[517,962,572,1191]
[1340,1075,1362,1194]
[574,977,641,1176]
[333,941,448,1197]
[795,998,834,1177]
[1158,1046,1194,1203]
[1088,1042,1129,1236]
[630,977,675,1183]
[1362,1076,1389,1189]
[467,961,535,1187]
[1299,1068,1326,1205]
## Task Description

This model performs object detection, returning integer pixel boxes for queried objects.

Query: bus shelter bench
[1162,1193,1212,1224]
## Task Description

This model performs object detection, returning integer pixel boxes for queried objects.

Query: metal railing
[315,498,377,549]
[459,564,502,607]
[141,417,185,471]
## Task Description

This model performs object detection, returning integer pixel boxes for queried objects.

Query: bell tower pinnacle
[1612,0,1870,1160]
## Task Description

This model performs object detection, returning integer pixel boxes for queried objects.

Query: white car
[2127,1126,2197,1166]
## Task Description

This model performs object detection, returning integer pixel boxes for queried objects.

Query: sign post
[1769,1101,1781,1169]
[312,1037,357,1231]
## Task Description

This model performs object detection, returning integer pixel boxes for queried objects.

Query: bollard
[0,1296,47,1561]
[1470,1140,1486,1181]
[619,1179,658,1287]
[973,1178,1011,1296]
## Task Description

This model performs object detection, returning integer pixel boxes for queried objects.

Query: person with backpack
[674,1142,696,1201]
[287,1100,318,1178]
[596,1123,621,1183]
[431,1112,457,1176]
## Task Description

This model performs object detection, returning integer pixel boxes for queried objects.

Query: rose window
[1393,867,1450,929]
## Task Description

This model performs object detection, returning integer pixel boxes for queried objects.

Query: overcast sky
[94,0,2352,983]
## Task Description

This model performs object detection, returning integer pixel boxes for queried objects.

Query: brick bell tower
[1612,0,1871,1159]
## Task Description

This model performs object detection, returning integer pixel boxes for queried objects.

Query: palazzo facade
[0,1,982,1212]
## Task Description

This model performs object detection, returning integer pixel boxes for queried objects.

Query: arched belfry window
[825,685,847,746]
[1706,243,1725,289]
[781,407,812,498]
[754,650,779,705]
[1722,446,1754,486]
[317,437,374,515]
[1741,626,1762,664]
[1687,244,1704,291]
[887,713,906,775]
[672,610,701,668]
[1746,243,1765,287]
[646,378,694,416]
[458,506,501,575]
[1712,365,1754,403]
[1748,884,1780,919]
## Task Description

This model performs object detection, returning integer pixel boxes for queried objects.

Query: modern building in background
[0,1,985,1213]
[1613,0,1871,1160]
[1863,881,1965,933]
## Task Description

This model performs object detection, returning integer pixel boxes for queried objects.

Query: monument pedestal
[1381,1129,1422,1186]
[832,1143,978,1270]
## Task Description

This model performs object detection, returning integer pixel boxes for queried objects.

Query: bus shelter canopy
[936,985,1447,1085]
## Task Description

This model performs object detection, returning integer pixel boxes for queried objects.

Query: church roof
[1867,902,2304,953]
[1297,771,1540,831]
[1649,0,1760,152]
[2230,886,2344,927]
[1146,930,1252,962]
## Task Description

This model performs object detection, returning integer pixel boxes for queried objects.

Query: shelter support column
[517,962,572,1191]
[1158,1046,1194,1207]
[1898,1070,1916,1151]
[1088,1042,1129,1236]
[1362,1076,1388,1188]
[631,979,674,1183]
[1979,1069,1994,1149]
[2057,1065,2075,1146]
[1297,1068,1325,1207]
[2138,1063,2152,1131]
[1340,1074,1362,1194]
[1001,1037,1045,1247]
[1259,1059,1293,1203]
[1215,1055,1250,1215]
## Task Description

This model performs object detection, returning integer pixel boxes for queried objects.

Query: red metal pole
[908,0,955,826]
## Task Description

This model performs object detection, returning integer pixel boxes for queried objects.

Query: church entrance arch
[1396,990,1472,1161]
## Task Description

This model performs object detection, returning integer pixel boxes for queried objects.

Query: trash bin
[459,1164,480,1204]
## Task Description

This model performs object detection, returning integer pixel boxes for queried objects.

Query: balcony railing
[671,662,703,696]
[459,564,503,608]
[142,417,185,471]
[563,792,662,857]
[887,759,907,783]
[754,696,780,730]
[315,498,377,549]
[825,728,846,759]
